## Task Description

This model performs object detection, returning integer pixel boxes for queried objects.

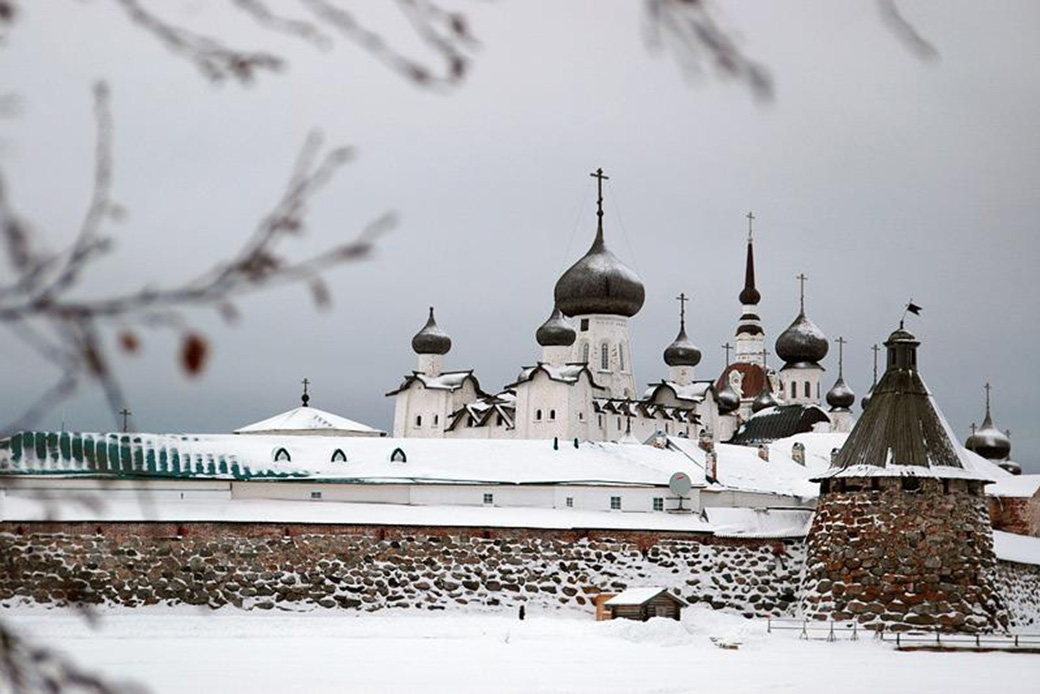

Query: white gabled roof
[605,588,686,606]
[235,406,383,436]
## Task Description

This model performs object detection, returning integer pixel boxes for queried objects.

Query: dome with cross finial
[554,169,645,318]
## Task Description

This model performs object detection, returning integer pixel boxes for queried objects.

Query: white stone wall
[393,380,480,438]
[780,365,824,406]
[568,314,636,399]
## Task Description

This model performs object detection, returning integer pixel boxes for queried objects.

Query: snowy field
[6,605,1040,694]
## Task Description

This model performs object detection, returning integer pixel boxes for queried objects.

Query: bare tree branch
[643,0,774,102]
[878,0,939,61]
[0,84,394,438]
[114,0,285,83]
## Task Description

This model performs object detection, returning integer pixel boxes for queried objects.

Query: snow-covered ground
[6,605,1039,694]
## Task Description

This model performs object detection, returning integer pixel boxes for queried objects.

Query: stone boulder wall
[800,478,1008,633]
[997,561,1040,629]
[0,522,804,616]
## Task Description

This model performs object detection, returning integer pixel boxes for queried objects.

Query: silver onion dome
[411,307,452,355]
[966,418,1011,462]
[751,387,779,413]
[536,306,576,347]
[717,382,740,414]
[826,376,856,411]
[860,387,874,411]
[554,227,645,318]
[999,460,1022,476]
[663,327,702,367]
[965,384,1011,462]
[775,311,829,367]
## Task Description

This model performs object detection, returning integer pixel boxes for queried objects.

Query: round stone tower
[800,325,1007,633]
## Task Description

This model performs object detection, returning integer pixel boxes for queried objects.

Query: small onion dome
[966,421,1011,462]
[775,311,829,367]
[536,306,576,347]
[411,307,452,355]
[826,376,856,411]
[751,387,779,413]
[663,327,702,367]
[999,460,1022,476]
[739,284,761,306]
[717,383,740,414]
[554,228,645,317]
[860,387,874,411]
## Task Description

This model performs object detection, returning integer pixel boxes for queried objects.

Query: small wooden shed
[601,588,687,622]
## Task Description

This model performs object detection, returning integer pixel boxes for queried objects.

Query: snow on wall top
[702,507,814,538]
[993,530,1040,566]
[235,406,384,436]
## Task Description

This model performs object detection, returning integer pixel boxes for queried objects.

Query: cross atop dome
[301,377,311,407]
[590,168,609,228]
[746,210,755,241]
[676,292,689,331]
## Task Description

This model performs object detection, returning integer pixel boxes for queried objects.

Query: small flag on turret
[907,301,923,315]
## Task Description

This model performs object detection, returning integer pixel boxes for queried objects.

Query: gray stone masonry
[801,478,1009,633]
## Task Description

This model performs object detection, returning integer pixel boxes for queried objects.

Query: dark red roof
[716,362,768,400]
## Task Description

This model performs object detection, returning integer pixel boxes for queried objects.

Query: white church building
[388,170,857,447]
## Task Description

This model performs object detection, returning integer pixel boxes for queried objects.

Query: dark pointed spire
[739,211,761,306]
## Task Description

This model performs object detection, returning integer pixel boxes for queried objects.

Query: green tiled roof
[0,431,305,480]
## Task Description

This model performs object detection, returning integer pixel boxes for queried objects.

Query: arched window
[390,447,407,463]
[791,382,797,398]
[600,343,609,370]
[331,449,347,463]
[433,414,439,427]
[274,447,291,462]
[619,344,625,371]
[415,415,423,427]
[535,409,543,421]
[804,381,811,398]
[549,409,556,420]
[496,414,504,426]
[581,342,590,363]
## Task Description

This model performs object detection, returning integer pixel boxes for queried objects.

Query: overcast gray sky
[1,1,1037,471]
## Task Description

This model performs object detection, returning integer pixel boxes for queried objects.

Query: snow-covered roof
[235,406,384,436]
[666,436,818,499]
[993,530,1040,566]
[508,363,604,390]
[643,380,713,404]
[0,431,708,488]
[988,473,1040,499]
[702,507,814,538]
[386,370,482,396]
[604,588,686,606]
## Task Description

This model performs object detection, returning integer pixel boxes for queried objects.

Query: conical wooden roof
[814,327,990,482]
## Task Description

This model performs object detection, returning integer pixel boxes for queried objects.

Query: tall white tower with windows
[553,169,645,400]
[734,212,765,364]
